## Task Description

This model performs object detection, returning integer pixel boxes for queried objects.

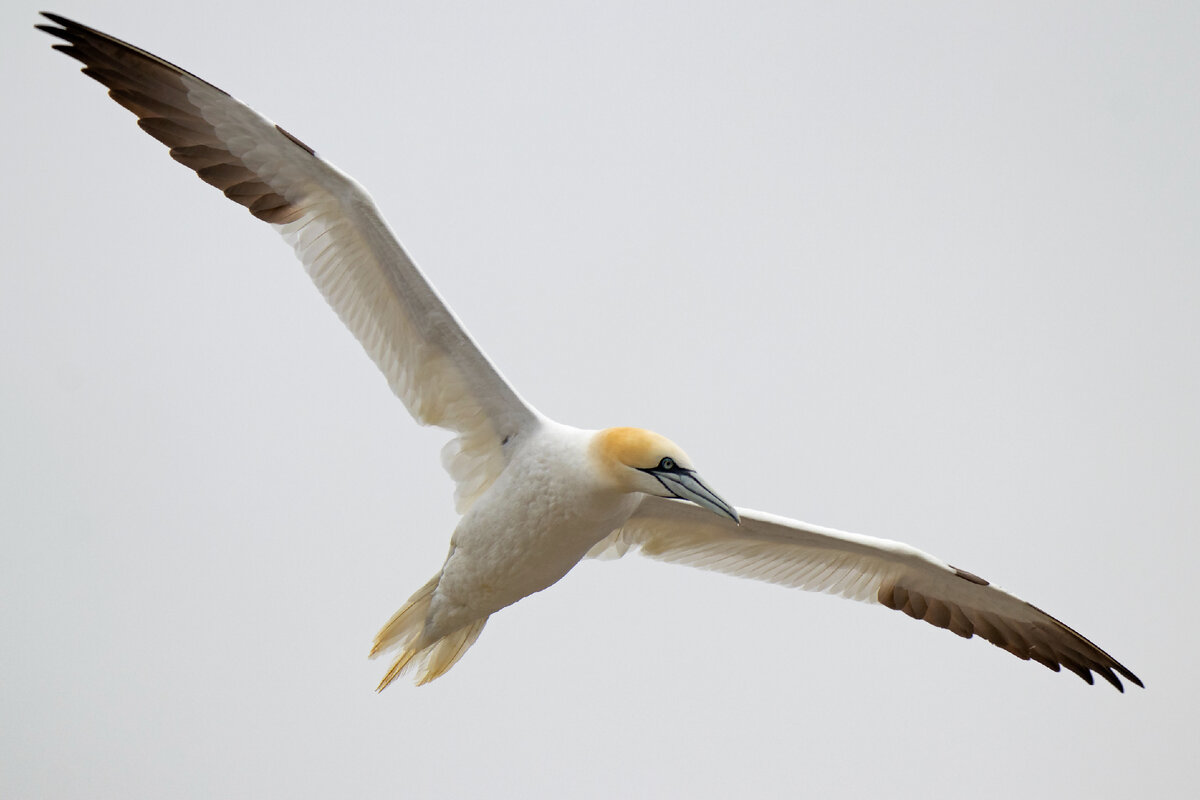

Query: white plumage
[39,12,1141,692]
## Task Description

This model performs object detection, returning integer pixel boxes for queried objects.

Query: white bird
[39,13,1142,692]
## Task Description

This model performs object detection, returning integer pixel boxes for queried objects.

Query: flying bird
[38,12,1142,692]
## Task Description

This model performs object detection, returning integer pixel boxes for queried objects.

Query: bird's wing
[590,495,1142,691]
[38,13,539,513]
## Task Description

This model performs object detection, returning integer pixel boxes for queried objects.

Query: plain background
[4,2,1197,797]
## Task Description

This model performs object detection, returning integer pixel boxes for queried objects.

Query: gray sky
[4,2,1197,797]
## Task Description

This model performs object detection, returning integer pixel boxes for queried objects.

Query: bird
[37,12,1142,692]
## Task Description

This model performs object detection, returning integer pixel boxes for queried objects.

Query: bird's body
[38,12,1143,692]
[376,423,715,684]
[426,423,640,644]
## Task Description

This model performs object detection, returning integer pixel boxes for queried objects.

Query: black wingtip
[1120,667,1145,690]
[37,13,83,46]
[38,11,75,32]
[1095,666,1124,692]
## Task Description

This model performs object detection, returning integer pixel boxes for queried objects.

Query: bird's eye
[659,457,676,471]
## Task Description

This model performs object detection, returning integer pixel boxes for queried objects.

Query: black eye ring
[659,457,676,471]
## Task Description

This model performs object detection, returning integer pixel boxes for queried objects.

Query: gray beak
[651,469,740,524]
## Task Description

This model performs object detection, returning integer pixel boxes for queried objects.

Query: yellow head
[593,427,693,473]
[591,427,739,523]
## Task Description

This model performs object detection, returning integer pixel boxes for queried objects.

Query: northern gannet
[38,13,1142,692]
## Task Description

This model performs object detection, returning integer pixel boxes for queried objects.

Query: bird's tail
[369,573,488,689]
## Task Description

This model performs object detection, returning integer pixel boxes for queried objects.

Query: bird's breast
[428,427,639,634]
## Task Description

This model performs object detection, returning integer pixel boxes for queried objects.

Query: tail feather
[371,574,440,657]
[412,617,488,686]
[370,573,489,689]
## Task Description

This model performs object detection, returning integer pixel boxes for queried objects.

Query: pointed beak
[651,469,740,524]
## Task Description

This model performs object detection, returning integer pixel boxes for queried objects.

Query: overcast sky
[4,2,1197,797]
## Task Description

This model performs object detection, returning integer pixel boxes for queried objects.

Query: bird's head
[591,427,739,524]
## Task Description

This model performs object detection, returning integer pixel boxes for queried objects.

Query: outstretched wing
[591,496,1142,691]
[38,13,540,513]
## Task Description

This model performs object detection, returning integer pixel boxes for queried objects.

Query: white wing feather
[592,496,1142,690]
[40,14,538,512]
